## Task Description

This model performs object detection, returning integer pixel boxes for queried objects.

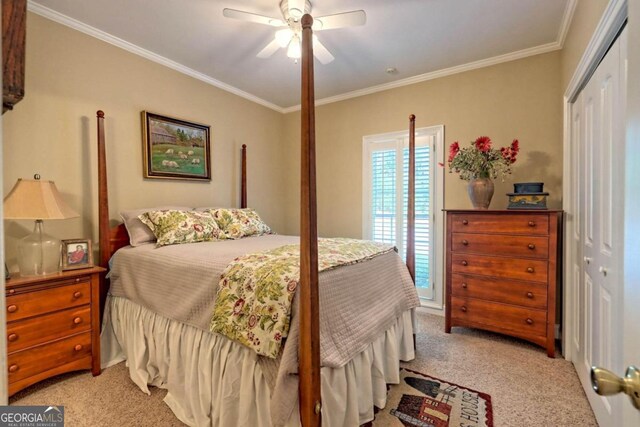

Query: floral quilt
[210,238,395,358]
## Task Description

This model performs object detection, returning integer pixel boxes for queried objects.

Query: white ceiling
[30,0,573,110]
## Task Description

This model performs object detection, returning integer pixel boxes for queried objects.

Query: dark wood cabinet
[445,210,562,357]
[6,267,105,396]
[3,0,26,113]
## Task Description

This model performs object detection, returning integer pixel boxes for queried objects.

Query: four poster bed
[98,15,420,427]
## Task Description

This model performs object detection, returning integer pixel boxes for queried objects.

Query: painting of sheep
[142,111,211,180]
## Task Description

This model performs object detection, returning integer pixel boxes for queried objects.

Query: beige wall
[282,52,563,237]
[3,13,287,270]
[5,6,608,265]
[561,0,610,92]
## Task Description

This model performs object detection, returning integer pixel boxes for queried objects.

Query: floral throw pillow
[138,210,226,247]
[206,208,272,239]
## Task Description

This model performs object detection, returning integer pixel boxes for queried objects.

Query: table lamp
[3,174,79,276]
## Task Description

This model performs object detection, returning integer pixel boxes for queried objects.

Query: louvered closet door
[573,28,626,427]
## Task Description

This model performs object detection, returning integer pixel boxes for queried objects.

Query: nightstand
[5,266,105,396]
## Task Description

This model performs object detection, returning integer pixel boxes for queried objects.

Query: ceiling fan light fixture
[281,0,310,21]
[287,35,301,59]
[289,8,303,19]
[275,28,294,47]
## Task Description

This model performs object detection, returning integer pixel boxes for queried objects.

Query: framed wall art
[142,111,211,181]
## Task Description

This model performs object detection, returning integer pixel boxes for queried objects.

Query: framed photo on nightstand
[61,239,93,270]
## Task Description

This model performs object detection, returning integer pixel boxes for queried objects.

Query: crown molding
[281,40,562,113]
[30,0,575,115]
[557,0,578,48]
[27,1,286,113]
[564,0,627,101]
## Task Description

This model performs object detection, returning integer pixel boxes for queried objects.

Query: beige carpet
[10,312,597,426]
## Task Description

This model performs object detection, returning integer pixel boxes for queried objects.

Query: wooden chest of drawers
[6,267,105,395]
[445,210,562,357]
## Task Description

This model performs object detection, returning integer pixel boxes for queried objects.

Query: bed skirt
[101,295,415,426]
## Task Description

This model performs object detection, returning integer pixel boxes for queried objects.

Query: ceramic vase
[467,178,494,209]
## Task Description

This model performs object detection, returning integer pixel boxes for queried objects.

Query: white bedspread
[107,234,420,425]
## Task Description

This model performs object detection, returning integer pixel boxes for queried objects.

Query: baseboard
[417,305,445,317]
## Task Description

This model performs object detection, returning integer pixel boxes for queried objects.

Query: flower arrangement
[447,136,519,181]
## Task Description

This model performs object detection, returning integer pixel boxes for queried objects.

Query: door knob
[584,257,592,264]
[599,266,608,276]
[591,366,640,409]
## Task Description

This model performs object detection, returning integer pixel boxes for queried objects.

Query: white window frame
[362,125,445,310]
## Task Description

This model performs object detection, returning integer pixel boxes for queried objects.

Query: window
[362,126,444,307]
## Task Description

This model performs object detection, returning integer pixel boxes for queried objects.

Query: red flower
[193,224,203,232]
[511,139,519,153]
[475,136,492,153]
[448,142,460,162]
[274,332,282,342]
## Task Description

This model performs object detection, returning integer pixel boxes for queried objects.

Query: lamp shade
[4,178,79,220]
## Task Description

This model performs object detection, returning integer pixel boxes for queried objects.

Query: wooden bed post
[407,115,416,281]
[408,115,417,350]
[96,110,110,318]
[241,144,247,209]
[299,14,321,427]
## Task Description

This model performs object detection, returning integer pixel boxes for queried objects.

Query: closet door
[574,29,626,427]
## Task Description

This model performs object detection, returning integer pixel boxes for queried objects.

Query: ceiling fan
[223,0,366,64]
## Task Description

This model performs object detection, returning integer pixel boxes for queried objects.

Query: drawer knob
[461,239,469,246]
[461,306,467,312]
[7,333,18,342]
[73,291,82,299]
[74,344,83,351]
[528,221,536,227]
[462,219,468,225]
[526,318,534,325]
[8,289,15,295]
[528,243,536,250]
[526,292,534,299]
[461,260,468,266]
[8,364,18,373]
[73,317,83,325]
[526,267,534,273]
[461,283,468,289]
[7,305,17,313]
[75,278,81,283]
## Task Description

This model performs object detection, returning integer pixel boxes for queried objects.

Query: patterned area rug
[372,368,493,427]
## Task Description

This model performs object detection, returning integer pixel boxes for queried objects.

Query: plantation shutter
[402,145,431,290]
[367,135,434,300]
[371,149,397,245]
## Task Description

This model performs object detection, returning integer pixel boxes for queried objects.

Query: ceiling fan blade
[313,10,366,31]
[312,36,334,64]
[257,39,281,59]
[223,8,285,27]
